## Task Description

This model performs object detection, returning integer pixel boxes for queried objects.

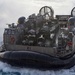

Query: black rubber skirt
[0,51,75,69]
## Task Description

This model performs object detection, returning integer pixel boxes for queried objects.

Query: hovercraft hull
[0,51,75,69]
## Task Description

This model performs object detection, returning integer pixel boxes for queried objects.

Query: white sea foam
[0,61,75,75]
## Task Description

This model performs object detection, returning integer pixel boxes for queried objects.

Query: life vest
[10,36,15,44]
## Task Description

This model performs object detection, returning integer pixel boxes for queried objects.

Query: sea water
[0,61,75,75]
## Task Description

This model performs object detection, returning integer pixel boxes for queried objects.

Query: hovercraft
[0,6,75,69]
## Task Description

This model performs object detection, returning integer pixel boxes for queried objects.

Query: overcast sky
[0,0,75,41]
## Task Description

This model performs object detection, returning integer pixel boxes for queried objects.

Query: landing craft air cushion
[0,6,75,69]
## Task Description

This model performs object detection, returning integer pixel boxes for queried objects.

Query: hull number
[27,47,31,50]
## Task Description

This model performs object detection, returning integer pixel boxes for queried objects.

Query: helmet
[18,16,26,24]
[68,17,75,25]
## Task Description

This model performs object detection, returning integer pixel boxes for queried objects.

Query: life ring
[10,36,15,44]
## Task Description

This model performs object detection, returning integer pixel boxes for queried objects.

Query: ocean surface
[0,61,75,75]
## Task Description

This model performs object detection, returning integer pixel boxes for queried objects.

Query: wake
[0,61,75,75]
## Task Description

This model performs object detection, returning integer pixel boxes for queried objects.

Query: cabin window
[4,29,8,34]
[11,30,15,34]
[8,29,11,34]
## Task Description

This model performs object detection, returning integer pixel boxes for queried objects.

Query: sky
[0,0,75,41]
